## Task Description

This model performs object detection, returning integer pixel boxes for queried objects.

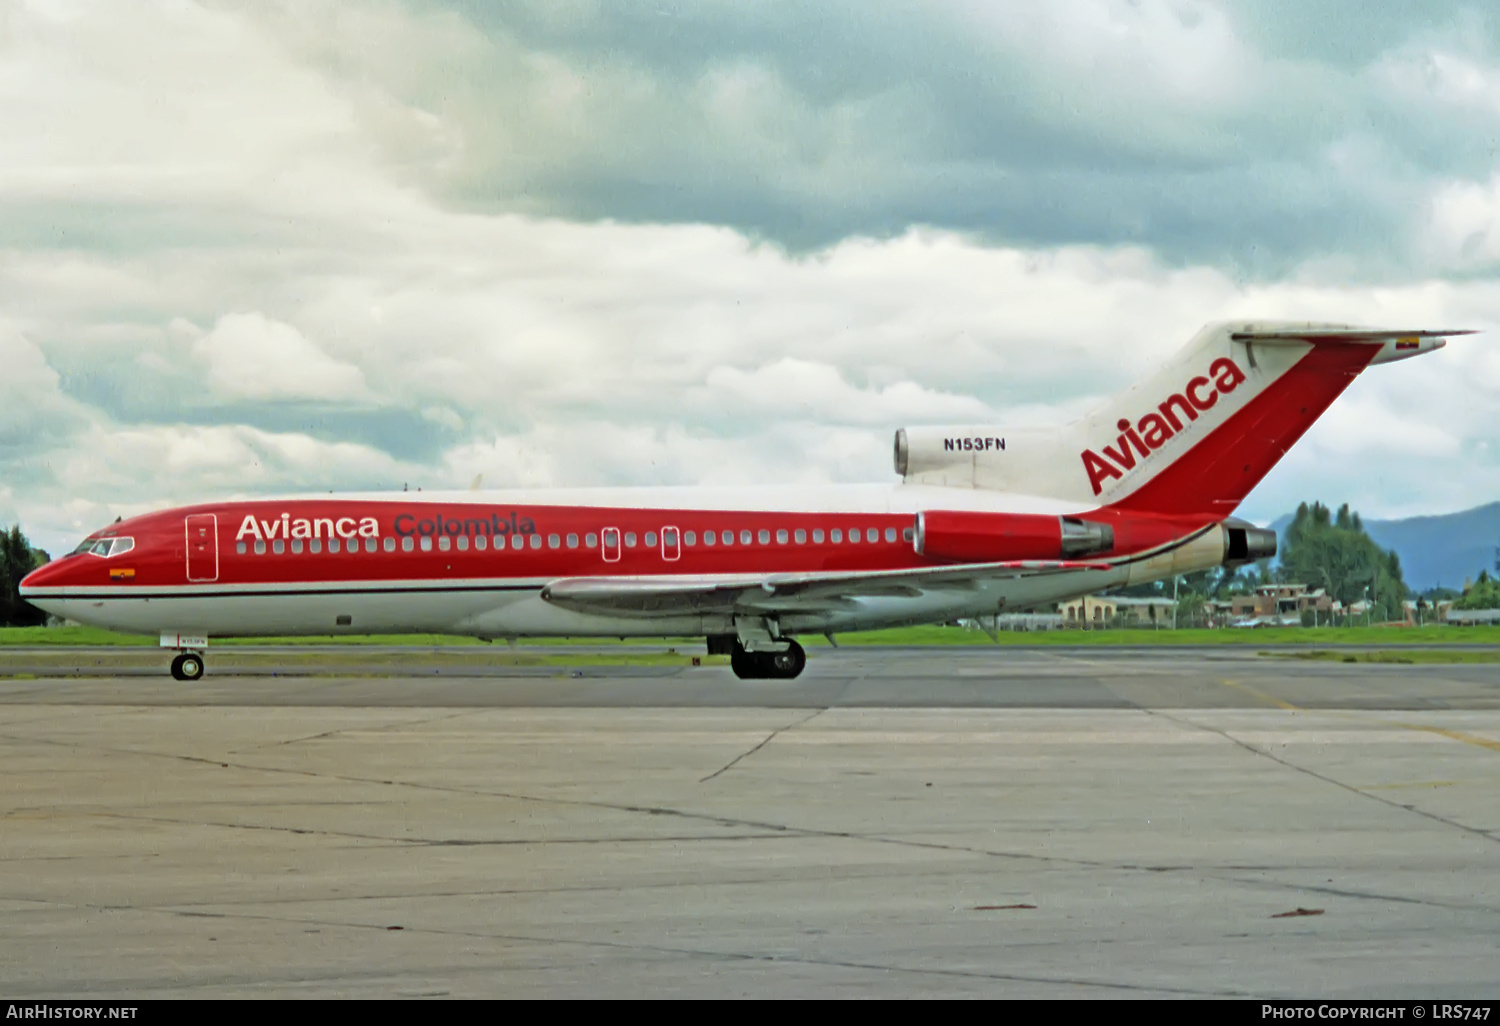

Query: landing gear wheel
[729,639,806,680]
[765,639,805,679]
[170,652,204,681]
[730,644,759,680]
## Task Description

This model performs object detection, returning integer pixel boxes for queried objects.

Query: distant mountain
[1268,502,1500,591]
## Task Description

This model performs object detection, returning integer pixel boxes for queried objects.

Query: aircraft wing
[539,559,1113,618]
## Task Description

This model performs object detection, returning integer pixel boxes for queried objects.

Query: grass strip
[5,624,1500,648]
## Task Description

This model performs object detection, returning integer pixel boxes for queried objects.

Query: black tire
[729,645,762,679]
[171,653,204,681]
[729,639,806,680]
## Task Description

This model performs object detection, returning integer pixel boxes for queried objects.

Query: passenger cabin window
[512,535,524,550]
[402,537,414,552]
[813,529,824,543]
[885,527,897,543]
[585,532,598,548]
[236,542,247,555]
[830,529,842,543]
[384,538,395,552]
[457,536,469,551]
[438,536,451,551]
[566,534,578,548]
[311,539,322,553]
[848,529,860,543]
[529,534,542,549]
[273,539,285,554]
[420,537,432,552]
[739,530,752,546]
[703,531,715,546]
[794,529,806,544]
[644,531,657,547]
[624,532,636,548]
[255,540,266,554]
[685,531,697,546]
[292,539,304,554]
[328,538,340,553]
[364,538,376,553]
[475,535,487,550]
[548,534,561,549]
[722,530,733,545]
[776,529,788,544]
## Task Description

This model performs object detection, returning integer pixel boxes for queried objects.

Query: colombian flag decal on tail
[1395,337,1420,350]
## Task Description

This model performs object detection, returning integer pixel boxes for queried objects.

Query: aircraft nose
[19,558,72,594]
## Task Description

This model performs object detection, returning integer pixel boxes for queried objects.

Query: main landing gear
[170,652,205,681]
[728,638,806,680]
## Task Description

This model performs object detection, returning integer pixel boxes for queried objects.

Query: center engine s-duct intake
[914,510,1115,563]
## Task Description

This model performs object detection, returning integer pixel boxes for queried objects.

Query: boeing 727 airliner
[20,321,1465,680]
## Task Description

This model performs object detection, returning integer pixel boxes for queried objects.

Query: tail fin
[897,321,1471,515]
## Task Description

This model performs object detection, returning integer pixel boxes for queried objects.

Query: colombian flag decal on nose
[109,568,135,580]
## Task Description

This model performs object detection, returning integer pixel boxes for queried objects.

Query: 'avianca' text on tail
[21,321,1470,681]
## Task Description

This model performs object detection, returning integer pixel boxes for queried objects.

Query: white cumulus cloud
[192,313,370,402]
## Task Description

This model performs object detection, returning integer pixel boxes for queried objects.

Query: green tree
[0,525,49,626]
[1279,502,1408,621]
[1455,570,1500,610]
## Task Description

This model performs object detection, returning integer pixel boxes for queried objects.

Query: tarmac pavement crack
[1146,709,1500,847]
[0,728,1149,874]
[1218,876,1500,914]
[55,901,1242,997]
[265,709,476,750]
[700,707,828,782]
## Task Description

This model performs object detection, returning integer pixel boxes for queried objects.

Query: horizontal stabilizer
[1228,327,1475,344]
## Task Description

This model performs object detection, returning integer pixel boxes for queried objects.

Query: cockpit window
[79,537,134,557]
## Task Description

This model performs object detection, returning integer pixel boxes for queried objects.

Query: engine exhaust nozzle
[1222,518,1277,565]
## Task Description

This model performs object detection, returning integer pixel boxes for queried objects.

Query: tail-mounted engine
[1221,517,1276,565]
[914,510,1115,563]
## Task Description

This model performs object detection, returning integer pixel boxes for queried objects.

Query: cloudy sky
[4,0,1500,555]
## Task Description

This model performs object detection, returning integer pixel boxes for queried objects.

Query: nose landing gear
[728,638,806,680]
[170,652,205,681]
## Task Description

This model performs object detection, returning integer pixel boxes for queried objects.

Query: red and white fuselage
[20,321,1462,674]
[18,482,1214,641]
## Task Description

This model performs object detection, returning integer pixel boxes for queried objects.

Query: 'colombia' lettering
[394,512,536,538]
[1080,357,1247,495]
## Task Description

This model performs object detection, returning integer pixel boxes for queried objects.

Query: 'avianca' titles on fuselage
[1081,356,1247,495]
[232,510,541,545]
